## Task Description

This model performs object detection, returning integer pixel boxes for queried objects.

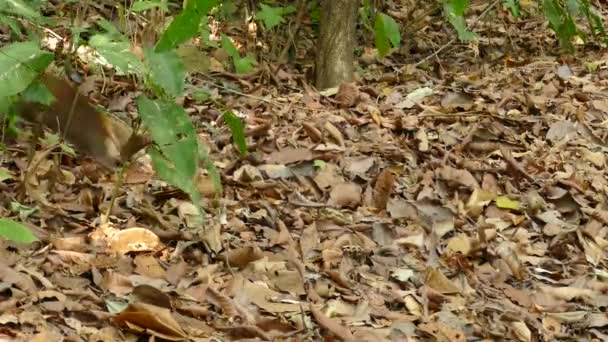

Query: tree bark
[315,0,359,90]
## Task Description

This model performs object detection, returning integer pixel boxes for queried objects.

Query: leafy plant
[255,4,296,31]
[0,0,228,226]
[221,35,256,74]
[503,0,521,17]
[0,218,38,243]
[374,12,401,57]
[443,0,476,41]
[222,111,247,156]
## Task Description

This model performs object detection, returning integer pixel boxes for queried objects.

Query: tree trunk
[315,0,359,90]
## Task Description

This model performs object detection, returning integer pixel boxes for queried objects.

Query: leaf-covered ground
[1,3,608,342]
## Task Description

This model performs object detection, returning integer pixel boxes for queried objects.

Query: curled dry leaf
[132,284,172,309]
[436,166,480,190]
[323,121,345,147]
[206,286,241,320]
[113,302,187,341]
[328,182,362,208]
[373,169,395,210]
[511,321,532,342]
[425,268,461,294]
[109,227,162,255]
[310,304,355,342]
[218,246,264,269]
[302,122,323,142]
[266,147,313,164]
[335,82,359,108]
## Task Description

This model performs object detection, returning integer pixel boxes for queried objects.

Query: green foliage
[145,49,186,97]
[222,111,247,156]
[374,13,401,57]
[0,218,38,243]
[359,0,376,32]
[131,0,168,12]
[503,0,521,17]
[21,79,55,105]
[443,0,477,41]
[578,0,607,44]
[156,0,219,52]
[221,35,256,74]
[255,4,296,31]
[310,1,320,25]
[137,96,201,208]
[0,0,41,20]
[0,41,53,97]
[543,0,578,50]
[89,35,145,75]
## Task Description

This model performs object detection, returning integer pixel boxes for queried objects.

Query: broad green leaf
[21,79,56,105]
[543,0,561,30]
[374,13,401,57]
[444,2,477,41]
[0,16,22,35]
[0,41,53,97]
[220,35,239,59]
[89,35,145,75]
[145,49,185,97]
[178,45,211,73]
[156,0,219,52]
[131,0,167,12]
[255,4,295,30]
[137,97,199,200]
[0,218,38,243]
[234,55,256,74]
[222,111,247,156]
[96,18,128,42]
[449,0,468,16]
[1,0,40,20]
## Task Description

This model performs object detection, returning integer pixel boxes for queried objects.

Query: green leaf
[21,79,56,106]
[444,2,477,41]
[0,218,38,243]
[374,13,401,57]
[131,0,167,12]
[137,97,199,199]
[0,0,41,20]
[0,41,53,97]
[89,35,145,75]
[222,111,247,156]
[220,35,239,59]
[543,0,562,30]
[0,167,13,182]
[234,55,256,74]
[449,0,468,16]
[96,18,128,42]
[0,16,23,36]
[503,0,520,17]
[145,49,185,97]
[156,0,219,52]
[255,4,295,30]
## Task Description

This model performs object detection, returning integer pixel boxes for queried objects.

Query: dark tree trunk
[315,0,360,90]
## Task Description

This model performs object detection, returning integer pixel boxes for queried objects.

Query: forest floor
[1,3,608,342]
